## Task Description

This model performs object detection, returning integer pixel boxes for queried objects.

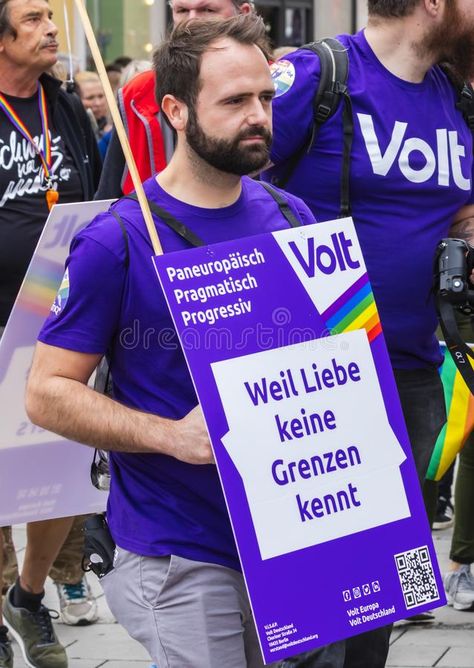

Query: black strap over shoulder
[436,295,474,393]
[259,182,302,228]
[304,38,350,151]
[339,92,354,218]
[125,193,206,247]
[272,38,353,217]
[109,209,130,268]
[112,183,302,256]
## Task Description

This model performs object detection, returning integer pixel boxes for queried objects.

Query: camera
[82,513,116,579]
[435,238,474,314]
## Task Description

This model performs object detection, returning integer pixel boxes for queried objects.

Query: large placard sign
[153,218,445,663]
[0,200,112,526]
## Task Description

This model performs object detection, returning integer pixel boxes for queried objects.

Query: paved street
[387,529,474,668]
[7,524,474,667]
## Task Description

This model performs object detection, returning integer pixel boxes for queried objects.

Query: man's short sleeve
[39,217,127,354]
[270,50,322,165]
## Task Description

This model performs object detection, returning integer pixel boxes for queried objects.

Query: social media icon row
[342,581,380,602]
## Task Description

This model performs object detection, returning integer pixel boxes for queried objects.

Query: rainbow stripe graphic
[38,84,52,168]
[321,274,382,343]
[0,83,53,178]
[17,255,63,317]
[427,346,474,481]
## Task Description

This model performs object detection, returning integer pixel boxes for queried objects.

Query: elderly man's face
[0,0,58,75]
[171,0,252,24]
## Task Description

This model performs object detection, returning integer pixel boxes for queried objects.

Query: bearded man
[264,0,474,666]
[24,14,316,668]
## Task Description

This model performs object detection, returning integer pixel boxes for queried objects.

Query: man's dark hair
[0,0,15,39]
[367,0,421,18]
[154,13,270,112]
[113,56,132,69]
[168,1,255,9]
[105,62,123,74]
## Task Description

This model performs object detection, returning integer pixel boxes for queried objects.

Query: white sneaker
[444,565,474,611]
[433,498,454,530]
[56,577,98,626]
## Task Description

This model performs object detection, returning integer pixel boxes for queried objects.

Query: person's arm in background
[448,204,474,282]
[263,51,317,176]
[94,127,126,200]
[63,86,103,195]
[449,133,474,245]
[449,204,474,244]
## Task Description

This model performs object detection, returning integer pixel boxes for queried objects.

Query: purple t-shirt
[264,30,474,369]
[39,175,315,570]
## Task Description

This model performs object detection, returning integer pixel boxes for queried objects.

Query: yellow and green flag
[427,344,474,481]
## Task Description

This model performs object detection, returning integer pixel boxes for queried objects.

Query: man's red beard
[420,0,474,80]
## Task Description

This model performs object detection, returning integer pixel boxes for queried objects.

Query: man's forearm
[449,214,474,245]
[26,370,213,464]
[26,374,171,454]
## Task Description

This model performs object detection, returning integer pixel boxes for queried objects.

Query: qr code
[394,546,440,609]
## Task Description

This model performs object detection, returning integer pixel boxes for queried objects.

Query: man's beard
[185,110,272,176]
[421,0,474,80]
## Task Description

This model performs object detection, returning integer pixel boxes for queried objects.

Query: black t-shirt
[0,90,83,325]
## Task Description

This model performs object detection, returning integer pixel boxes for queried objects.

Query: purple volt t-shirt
[39,176,315,570]
[264,30,474,369]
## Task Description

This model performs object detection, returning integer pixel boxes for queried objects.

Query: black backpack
[271,39,474,219]
[271,38,352,217]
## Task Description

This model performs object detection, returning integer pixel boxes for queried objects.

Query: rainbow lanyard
[0,83,58,210]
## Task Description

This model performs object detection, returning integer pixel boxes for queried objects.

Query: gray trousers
[101,547,276,668]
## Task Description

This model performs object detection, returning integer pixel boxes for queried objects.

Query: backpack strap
[339,91,354,218]
[109,209,130,268]
[112,185,303,259]
[126,187,303,243]
[125,193,206,247]
[259,181,302,227]
[272,38,353,217]
[305,38,350,151]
